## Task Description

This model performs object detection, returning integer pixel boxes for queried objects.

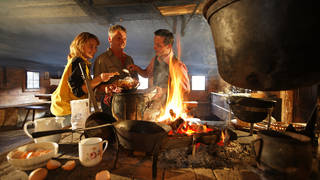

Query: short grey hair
[108,24,126,37]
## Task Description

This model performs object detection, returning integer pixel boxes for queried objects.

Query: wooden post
[280,90,294,124]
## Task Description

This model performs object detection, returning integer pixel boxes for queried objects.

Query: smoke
[1,1,218,76]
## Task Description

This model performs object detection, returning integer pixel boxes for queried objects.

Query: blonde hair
[108,25,126,38]
[68,32,99,61]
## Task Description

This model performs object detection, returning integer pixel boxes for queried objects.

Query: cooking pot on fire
[252,130,313,179]
[112,92,151,121]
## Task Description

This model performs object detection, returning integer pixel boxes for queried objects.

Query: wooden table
[21,103,51,128]
[34,94,52,100]
[0,102,51,128]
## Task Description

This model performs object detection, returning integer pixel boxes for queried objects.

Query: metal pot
[228,96,276,135]
[113,120,171,153]
[252,130,313,178]
[228,96,276,123]
[203,0,320,90]
[111,92,150,121]
[112,120,171,180]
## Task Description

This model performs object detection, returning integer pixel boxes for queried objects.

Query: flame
[156,35,213,136]
[217,131,225,146]
[158,52,187,122]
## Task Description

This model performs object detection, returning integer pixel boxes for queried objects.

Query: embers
[166,117,214,136]
[162,125,237,155]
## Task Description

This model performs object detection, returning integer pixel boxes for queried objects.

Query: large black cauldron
[203,0,320,90]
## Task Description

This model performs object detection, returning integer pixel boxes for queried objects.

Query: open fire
[153,42,217,139]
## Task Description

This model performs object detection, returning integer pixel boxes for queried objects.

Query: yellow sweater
[50,59,89,116]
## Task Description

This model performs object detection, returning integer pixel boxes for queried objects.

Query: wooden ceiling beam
[157,3,205,16]
[12,0,77,8]
[5,5,87,18]
[91,0,200,8]
[92,0,151,7]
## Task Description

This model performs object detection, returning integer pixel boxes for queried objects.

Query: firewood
[197,134,219,145]
[168,117,185,131]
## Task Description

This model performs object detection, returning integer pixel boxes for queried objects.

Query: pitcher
[24,117,63,143]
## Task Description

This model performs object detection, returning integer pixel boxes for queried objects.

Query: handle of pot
[206,0,240,22]
[251,138,263,164]
[23,121,34,138]
[31,129,73,138]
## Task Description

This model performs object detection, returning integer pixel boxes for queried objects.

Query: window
[26,71,40,89]
[137,75,148,89]
[192,76,205,90]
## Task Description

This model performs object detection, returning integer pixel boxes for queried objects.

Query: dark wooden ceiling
[0,0,218,76]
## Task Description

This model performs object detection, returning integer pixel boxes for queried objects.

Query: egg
[46,159,61,170]
[61,160,76,171]
[95,170,111,180]
[1,170,28,180]
[29,168,48,180]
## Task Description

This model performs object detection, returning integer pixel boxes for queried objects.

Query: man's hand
[127,64,139,72]
[100,72,119,82]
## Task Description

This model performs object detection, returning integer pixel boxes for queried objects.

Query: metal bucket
[203,0,320,90]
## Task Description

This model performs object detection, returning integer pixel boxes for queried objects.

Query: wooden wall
[0,67,50,106]
[0,67,51,128]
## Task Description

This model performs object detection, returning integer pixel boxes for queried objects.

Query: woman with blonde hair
[51,32,118,127]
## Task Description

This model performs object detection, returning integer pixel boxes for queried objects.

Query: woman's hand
[100,72,119,82]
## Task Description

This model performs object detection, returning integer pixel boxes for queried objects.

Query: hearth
[111,122,237,180]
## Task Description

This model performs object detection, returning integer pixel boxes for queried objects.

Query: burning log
[168,117,185,131]
[162,130,223,151]
[195,131,221,145]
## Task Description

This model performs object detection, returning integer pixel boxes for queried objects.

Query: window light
[26,71,40,89]
[137,75,148,89]
[192,76,205,90]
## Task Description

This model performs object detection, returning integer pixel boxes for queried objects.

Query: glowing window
[26,71,40,89]
[192,76,205,90]
[137,75,148,89]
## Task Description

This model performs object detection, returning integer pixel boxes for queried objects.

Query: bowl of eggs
[7,142,58,170]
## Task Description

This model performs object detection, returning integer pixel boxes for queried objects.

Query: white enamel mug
[23,117,63,143]
[78,137,108,167]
